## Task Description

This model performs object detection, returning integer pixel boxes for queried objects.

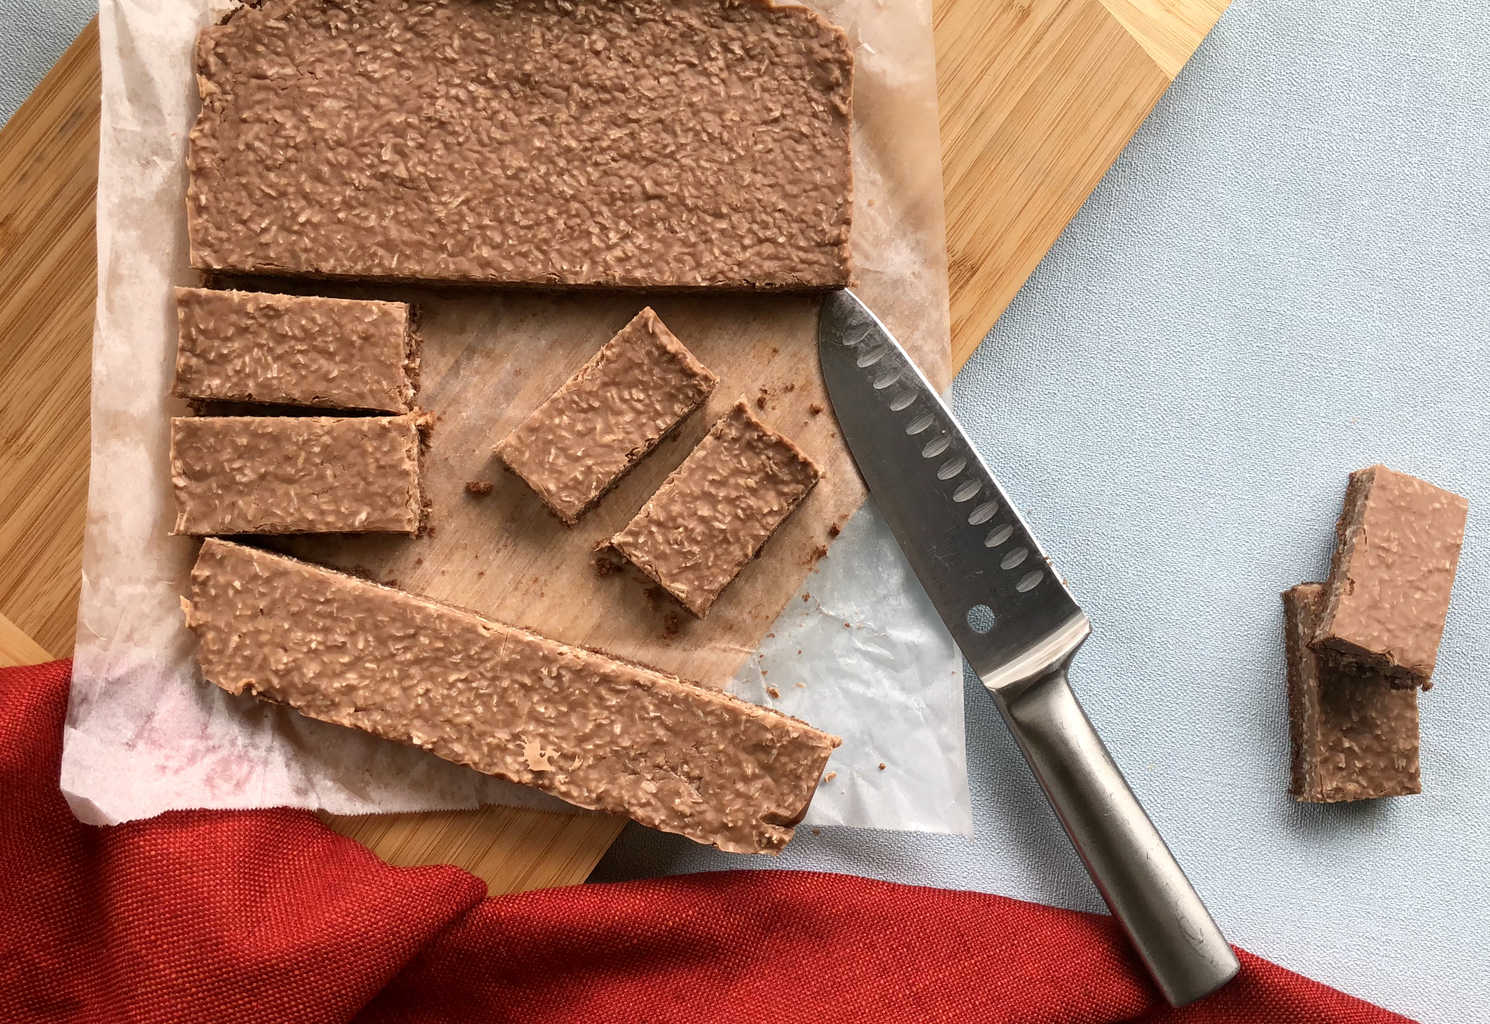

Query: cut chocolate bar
[1284,583,1419,802]
[183,539,840,853]
[173,287,418,413]
[495,308,717,525]
[170,415,424,535]
[187,0,853,290]
[607,401,820,617]
[1313,465,1468,687]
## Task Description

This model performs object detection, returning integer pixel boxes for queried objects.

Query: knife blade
[818,289,1239,1007]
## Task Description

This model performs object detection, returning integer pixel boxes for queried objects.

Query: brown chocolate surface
[608,401,820,617]
[495,308,717,525]
[1313,465,1467,686]
[184,539,839,853]
[187,0,853,289]
[173,287,417,412]
[1284,583,1419,802]
[170,415,424,535]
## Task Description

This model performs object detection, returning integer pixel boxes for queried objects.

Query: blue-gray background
[7,2,1488,1019]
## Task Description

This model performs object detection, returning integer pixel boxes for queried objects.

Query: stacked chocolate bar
[1283,465,1468,802]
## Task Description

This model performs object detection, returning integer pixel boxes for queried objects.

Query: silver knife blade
[816,289,1089,692]
[816,288,1239,1007]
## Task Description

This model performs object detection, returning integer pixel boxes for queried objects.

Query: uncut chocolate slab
[173,287,418,413]
[187,0,853,289]
[608,401,820,617]
[1283,583,1419,802]
[495,308,717,525]
[1313,464,1468,687]
[183,539,840,853]
[170,415,424,535]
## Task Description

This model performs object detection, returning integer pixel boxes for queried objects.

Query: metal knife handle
[993,670,1240,1007]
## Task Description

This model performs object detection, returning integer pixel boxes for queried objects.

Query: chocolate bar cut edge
[495,308,718,525]
[183,538,840,853]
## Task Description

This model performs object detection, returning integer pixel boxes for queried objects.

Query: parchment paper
[64,0,970,838]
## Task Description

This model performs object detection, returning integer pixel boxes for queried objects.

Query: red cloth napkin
[0,659,1412,1023]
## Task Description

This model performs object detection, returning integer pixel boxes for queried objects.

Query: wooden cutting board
[0,0,1227,894]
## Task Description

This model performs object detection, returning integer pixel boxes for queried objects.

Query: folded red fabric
[0,660,1412,1023]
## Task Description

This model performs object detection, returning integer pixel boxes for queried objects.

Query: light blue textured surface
[0,0,96,126]
[7,2,1488,1020]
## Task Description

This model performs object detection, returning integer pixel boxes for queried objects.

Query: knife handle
[993,669,1240,1007]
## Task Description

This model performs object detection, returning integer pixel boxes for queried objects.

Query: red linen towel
[0,659,1413,1023]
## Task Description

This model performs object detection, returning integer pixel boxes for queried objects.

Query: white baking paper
[63,0,970,837]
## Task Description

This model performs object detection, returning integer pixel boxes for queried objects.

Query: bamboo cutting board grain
[0,0,1228,894]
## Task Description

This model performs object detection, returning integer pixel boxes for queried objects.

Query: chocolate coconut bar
[173,287,418,413]
[187,0,853,289]
[170,415,424,535]
[1284,583,1419,802]
[1312,465,1468,687]
[183,539,840,853]
[607,401,820,617]
[495,308,717,525]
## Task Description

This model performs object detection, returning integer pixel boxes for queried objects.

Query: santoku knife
[817,289,1239,1007]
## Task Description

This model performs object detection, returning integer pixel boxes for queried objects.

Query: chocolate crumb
[878,762,886,771]
[476,570,485,577]
[824,771,836,782]
[464,479,494,496]
[809,544,829,564]
[808,403,824,416]
[425,524,438,537]
[413,557,423,567]
[827,523,841,538]
[767,686,781,699]
[769,345,780,357]
[843,622,851,629]
[811,828,822,836]
[802,593,811,603]
[783,382,796,393]
[755,395,767,410]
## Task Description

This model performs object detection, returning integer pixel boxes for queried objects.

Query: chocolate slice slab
[1312,464,1468,687]
[495,308,717,525]
[187,0,853,290]
[1284,583,1419,802]
[183,539,840,853]
[173,287,418,413]
[607,401,820,617]
[170,415,424,535]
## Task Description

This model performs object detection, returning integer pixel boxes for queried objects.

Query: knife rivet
[966,604,996,634]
